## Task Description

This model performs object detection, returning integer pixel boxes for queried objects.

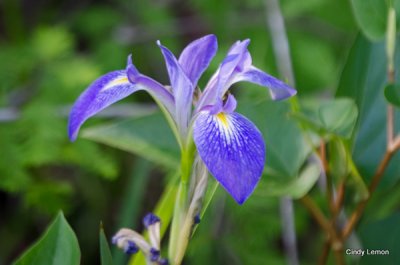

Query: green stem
[168,140,195,265]
[168,181,188,265]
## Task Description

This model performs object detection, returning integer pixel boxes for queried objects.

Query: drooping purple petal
[157,41,194,136]
[231,66,297,100]
[126,55,175,115]
[178,34,218,86]
[193,111,265,204]
[68,70,138,141]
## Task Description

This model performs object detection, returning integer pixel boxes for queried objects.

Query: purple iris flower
[68,35,296,204]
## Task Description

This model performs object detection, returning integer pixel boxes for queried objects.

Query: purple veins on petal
[193,111,266,204]
[68,70,138,141]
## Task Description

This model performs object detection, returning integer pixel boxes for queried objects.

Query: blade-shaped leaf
[82,112,180,169]
[13,212,80,265]
[100,227,114,265]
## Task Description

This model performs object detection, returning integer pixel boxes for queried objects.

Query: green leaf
[359,213,400,264]
[239,100,311,179]
[384,84,400,107]
[318,98,358,138]
[256,163,320,199]
[32,27,74,60]
[13,212,80,265]
[351,0,400,40]
[293,98,358,139]
[100,227,114,265]
[336,34,400,188]
[82,112,180,169]
[328,138,350,180]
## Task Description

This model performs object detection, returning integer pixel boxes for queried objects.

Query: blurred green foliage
[3,0,400,265]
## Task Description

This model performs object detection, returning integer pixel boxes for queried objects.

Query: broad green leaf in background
[351,0,400,40]
[328,138,350,181]
[13,212,80,265]
[359,213,400,265]
[318,98,358,138]
[256,163,320,199]
[239,100,311,180]
[82,112,180,169]
[336,35,400,188]
[238,99,315,198]
[384,84,400,107]
[100,227,114,265]
[292,98,358,139]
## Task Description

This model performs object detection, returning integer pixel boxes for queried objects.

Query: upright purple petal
[68,70,138,141]
[196,54,239,110]
[232,66,297,100]
[157,41,194,137]
[193,111,265,204]
[223,94,237,113]
[227,39,252,71]
[197,40,250,110]
[178,34,218,86]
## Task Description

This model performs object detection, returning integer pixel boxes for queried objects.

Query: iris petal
[68,70,138,141]
[196,54,239,110]
[197,40,250,110]
[158,41,194,136]
[193,111,265,204]
[178,34,218,86]
[231,66,297,100]
[126,55,175,115]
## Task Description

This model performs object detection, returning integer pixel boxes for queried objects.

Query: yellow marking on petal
[110,77,129,86]
[102,77,129,91]
[216,112,229,127]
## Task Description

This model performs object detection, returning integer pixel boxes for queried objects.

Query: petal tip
[67,125,78,142]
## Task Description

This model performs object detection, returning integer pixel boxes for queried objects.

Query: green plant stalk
[386,7,396,75]
[168,140,195,265]
[168,181,188,265]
